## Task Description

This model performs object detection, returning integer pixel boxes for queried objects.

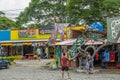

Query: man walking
[61,53,70,79]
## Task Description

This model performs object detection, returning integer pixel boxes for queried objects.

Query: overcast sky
[0,0,31,20]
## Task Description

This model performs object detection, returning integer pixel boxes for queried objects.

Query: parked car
[0,58,10,69]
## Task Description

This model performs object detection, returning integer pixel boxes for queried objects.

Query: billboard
[18,29,36,38]
[38,28,54,34]
[107,17,120,43]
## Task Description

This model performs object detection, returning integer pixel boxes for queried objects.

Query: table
[26,54,34,60]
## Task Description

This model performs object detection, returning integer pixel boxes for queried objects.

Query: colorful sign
[107,17,120,43]
[71,26,85,30]
[18,29,36,38]
[91,22,103,32]
[39,28,54,34]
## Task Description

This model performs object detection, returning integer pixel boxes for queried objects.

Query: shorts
[89,63,93,68]
[38,54,41,57]
[61,66,69,71]
[85,65,90,69]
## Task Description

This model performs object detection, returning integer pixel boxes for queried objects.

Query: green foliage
[17,0,120,30]
[17,0,67,27]
[0,11,5,16]
[102,0,120,17]
[27,23,47,28]
[66,0,120,30]
[0,16,24,30]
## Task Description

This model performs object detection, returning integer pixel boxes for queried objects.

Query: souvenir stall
[94,43,120,69]
[0,44,11,56]
[116,43,120,68]
[12,43,23,56]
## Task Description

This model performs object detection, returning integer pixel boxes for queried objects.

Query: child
[85,58,90,74]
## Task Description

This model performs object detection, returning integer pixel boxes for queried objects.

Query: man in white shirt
[37,47,41,61]
[45,47,48,58]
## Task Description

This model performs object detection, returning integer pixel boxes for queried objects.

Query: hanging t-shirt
[104,51,110,62]
[110,52,115,62]
[95,52,99,61]
[118,50,120,63]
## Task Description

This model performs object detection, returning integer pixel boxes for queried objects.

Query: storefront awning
[55,39,76,46]
[55,38,120,46]
[1,43,12,46]
[117,38,120,43]
[55,39,104,46]
[0,39,49,44]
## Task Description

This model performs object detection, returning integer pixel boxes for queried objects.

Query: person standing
[45,47,48,58]
[61,53,70,79]
[87,52,94,73]
[85,58,90,74]
[37,47,41,61]
[77,54,82,68]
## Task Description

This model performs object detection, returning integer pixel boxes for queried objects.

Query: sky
[0,0,31,20]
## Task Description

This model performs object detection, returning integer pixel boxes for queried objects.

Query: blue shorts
[61,66,69,71]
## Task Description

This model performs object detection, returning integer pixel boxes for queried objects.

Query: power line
[5,13,19,15]
[1,9,24,12]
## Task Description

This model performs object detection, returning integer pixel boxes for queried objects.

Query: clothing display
[110,51,115,62]
[104,51,110,62]
[93,45,120,69]
[118,50,120,63]
[95,52,99,61]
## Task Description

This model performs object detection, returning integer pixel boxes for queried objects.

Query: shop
[55,37,120,69]
[0,44,11,56]
[71,26,85,38]
[94,43,120,69]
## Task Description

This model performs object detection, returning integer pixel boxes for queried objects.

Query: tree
[102,0,120,17]
[16,0,67,27]
[17,0,120,29]
[0,11,5,16]
[0,16,23,30]
[66,0,120,29]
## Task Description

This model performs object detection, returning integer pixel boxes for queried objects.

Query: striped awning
[55,39,104,46]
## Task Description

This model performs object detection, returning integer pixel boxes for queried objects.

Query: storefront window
[12,46,23,55]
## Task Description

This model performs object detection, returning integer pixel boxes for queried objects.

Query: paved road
[0,60,120,80]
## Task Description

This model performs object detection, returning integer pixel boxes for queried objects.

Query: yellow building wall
[11,29,19,40]
[71,26,85,30]
[10,26,84,40]
[36,29,60,39]
[10,29,61,40]
[36,29,51,39]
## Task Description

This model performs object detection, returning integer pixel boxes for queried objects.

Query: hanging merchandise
[110,51,115,62]
[117,44,120,63]
[95,52,99,61]
[104,50,110,62]
[118,50,120,63]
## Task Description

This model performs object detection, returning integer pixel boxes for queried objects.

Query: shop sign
[91,22,103,32]
[107,17,120,43]
[71,26,85,30]
[18,29,36,38]
[39,28,54,34]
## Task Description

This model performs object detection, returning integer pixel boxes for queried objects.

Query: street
[0,59,120,80]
